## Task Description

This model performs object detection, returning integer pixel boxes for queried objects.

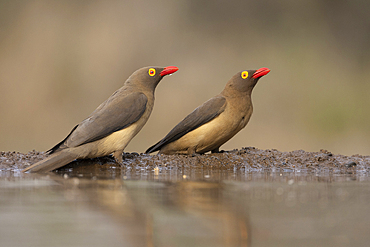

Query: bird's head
[223,67,270,95]
[223,68,270,95]
[126,66,179,91]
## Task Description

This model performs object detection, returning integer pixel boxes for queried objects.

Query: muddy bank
[1,147,369,177]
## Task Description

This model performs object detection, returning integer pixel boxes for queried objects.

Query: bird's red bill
[160,66,179,76]
[252,67,270,79]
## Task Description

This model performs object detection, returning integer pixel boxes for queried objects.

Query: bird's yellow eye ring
[241,71,249,79]
[148,68,156,76]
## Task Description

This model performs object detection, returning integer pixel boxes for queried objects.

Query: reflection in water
[1,157,370,247]
[54,177,250,247]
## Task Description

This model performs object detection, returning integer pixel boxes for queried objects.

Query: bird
[23,66,179,173]
[146,67,270,155]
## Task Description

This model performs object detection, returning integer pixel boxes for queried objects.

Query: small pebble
[344,162,356,168]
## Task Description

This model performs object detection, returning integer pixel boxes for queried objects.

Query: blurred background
[0,0,369,156]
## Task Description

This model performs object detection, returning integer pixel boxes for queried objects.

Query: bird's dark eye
[148,68,156,76]
[241,71,248,79]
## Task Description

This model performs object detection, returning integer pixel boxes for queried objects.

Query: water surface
[1,156,369,247]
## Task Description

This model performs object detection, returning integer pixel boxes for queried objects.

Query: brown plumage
[146,68,270,155]
[23,66,178,173]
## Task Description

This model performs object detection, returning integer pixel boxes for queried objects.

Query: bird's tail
[22,151,78,173]
[145,140,162,154]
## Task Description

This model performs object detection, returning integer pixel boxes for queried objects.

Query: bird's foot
[190,153,201,157]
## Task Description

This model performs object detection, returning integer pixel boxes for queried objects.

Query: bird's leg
[113,150,124,165]
[187,146,200,157]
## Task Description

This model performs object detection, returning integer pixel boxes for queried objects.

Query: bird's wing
[49,92,148,153]
[146,95,226,153]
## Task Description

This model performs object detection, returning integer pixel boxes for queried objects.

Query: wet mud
[1,147,369,178]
